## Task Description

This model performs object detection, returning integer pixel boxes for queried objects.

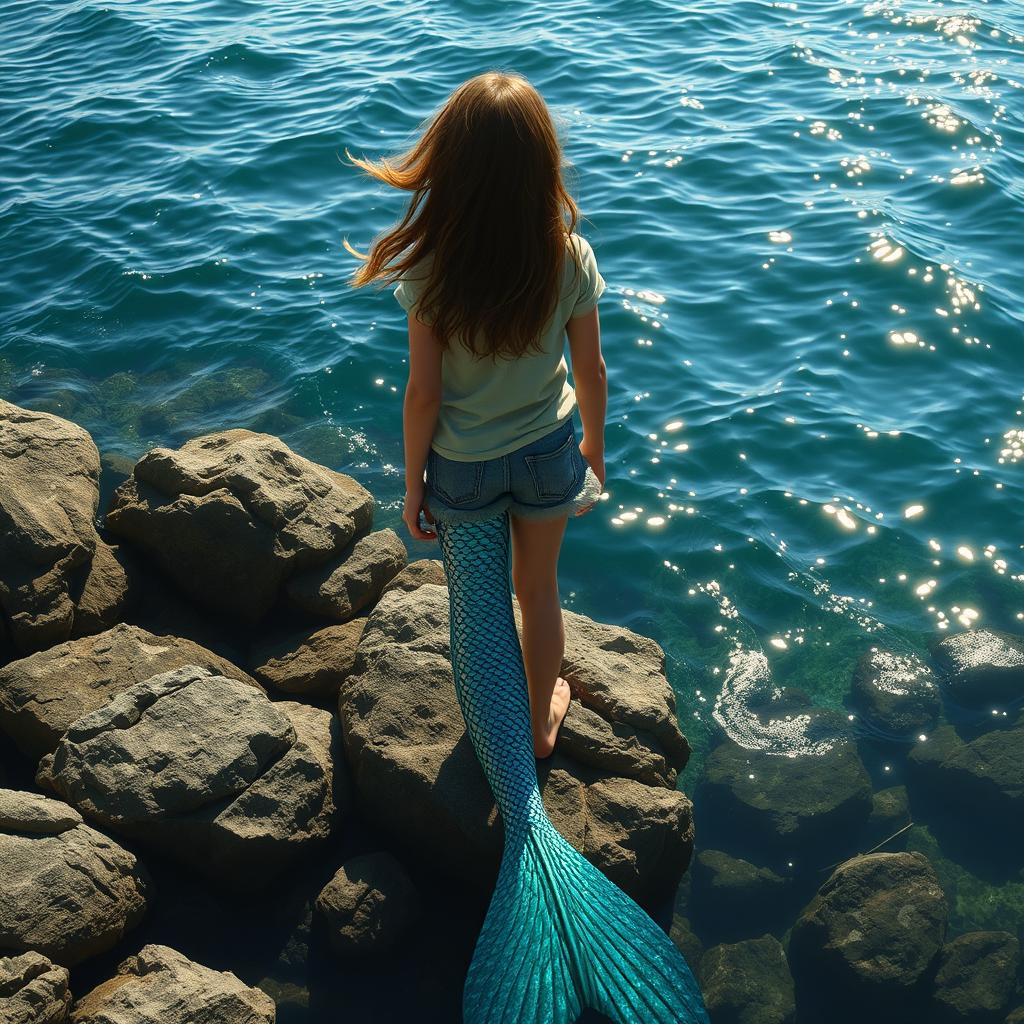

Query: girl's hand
[403,479,437,541]
[576,436,605,516]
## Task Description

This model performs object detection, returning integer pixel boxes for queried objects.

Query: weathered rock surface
[788,852,948,1010]
[284,527,407,621]
[249,620,365,698]
[0,623,263,763]
[339,582,695,901]
[0,402,109,655]
[907,723,1023,831]
[105,429,376,621]
[930,930,1021,1023]
[931,628,1024,707]
[699,934,796,1024]
[851,647,940,737]
[700,731,873,855]
[68,943,275,1023]
[0,788,151,967]
[380,557,447,596]
[68,538,135,640]
[0,950,72,1024]
[315,851,422,957]
[35,664,346,888]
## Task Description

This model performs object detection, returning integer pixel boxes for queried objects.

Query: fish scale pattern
[435,508,710,1024]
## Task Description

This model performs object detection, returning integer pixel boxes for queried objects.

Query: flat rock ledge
[34,664,346,890]
[69,943,276,1023]
[339,581,695,903]
[0,788,151,967]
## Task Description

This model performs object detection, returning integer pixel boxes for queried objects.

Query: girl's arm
[403,313,443,539]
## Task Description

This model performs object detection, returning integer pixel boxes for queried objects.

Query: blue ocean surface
[2,0,1023,1018]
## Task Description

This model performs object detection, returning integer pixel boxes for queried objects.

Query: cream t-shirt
[393,232,607,461]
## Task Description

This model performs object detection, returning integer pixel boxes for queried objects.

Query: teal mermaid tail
[434,509,709,1024]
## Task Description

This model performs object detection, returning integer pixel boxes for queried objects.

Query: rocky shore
[1,398,1022,1023]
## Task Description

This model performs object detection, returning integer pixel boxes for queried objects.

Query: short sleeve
[570,235,607,318]
[393,276,422,314]
[393,260,434,324]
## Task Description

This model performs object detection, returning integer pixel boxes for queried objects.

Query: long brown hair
[342,71,586,363]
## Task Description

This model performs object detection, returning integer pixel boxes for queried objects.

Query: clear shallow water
[2,0,1023,1014]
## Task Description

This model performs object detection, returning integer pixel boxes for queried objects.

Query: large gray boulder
[104,429,377,621]
[907,723,1023,832]
[931,628,1024,707]
[851,647,940,737]
[339,582,695,902]
[0,402,121,655]
[0,623,263,763]
[68,944,275,1023]
[35,664,346,889]
[788,852,948,1012]
[0,950,72,1023]
[0,788,151,967]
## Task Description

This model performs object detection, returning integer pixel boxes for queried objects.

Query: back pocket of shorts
[428,451,484,505]
[524,431,578,502]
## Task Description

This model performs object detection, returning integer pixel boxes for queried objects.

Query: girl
[345,71,708,1024]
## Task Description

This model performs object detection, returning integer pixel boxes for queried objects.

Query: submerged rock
[851,647,940,737]
[315,851,422,957]
[699,729,873,856]
[788,851,948,1013]
[0,788,151,967]
[689,849,792,939]
[69,944,275,1023]
[930,930,1021,1023]
[339,582,695,902]
[862,785,912,849]
[699,934,796,1024]
[0,402,113,655]
[0,623,262,763]
[0,950,72,1024]
[35,664,346,889]
[907,723,1023,833]
[105,429,376,621]
[931,628,1024,708]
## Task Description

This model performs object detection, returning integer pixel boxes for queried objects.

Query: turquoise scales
[434,509,710,1024]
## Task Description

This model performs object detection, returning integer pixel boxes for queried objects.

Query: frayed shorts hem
[428,465,603,526]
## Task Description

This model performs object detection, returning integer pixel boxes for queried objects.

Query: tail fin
[463,816,710,1024]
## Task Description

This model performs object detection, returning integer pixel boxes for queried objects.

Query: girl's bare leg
[510,511,572,759]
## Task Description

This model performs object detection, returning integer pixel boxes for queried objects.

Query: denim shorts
[424,415,603,525]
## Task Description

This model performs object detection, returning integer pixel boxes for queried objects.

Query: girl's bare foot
[533,676,571,759]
